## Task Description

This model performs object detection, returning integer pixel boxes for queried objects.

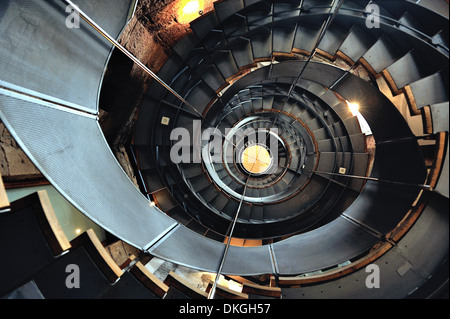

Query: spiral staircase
[0,0,448,299]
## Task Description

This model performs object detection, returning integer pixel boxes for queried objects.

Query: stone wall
[0,122,43,184]
[99,0,215,188]
[117,0,215,85]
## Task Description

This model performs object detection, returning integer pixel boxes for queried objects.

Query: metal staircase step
[247,8,273,31]
[230,38,254,68]
[273,27,296,53]
[386,50,424,90]
[181,163,203,179]
[318,89,341,108]
[408,71,449,109]
[185,81,216,114]
[342,116,362,136]
[293,23,322,53]
[222,199,239,217]
[329,101,354,121]
[413,0,449,19]
[362,35,402,74]
[250,204,264,221]
[141,170,166,194]
[338,25,376,63]
[238,203,252,220]
[199,186,221,203]
[214,0,245,22]
[212,50,239,79]
[430,102,449,134]
[210,192,230,212]
[190,12,220,40]
[172,32,200,60]
[349,133,367,153]
[189,174,211,192]
[251,32,273,60]
[317,25,349,56]
[198,64,227,92]
[273,1,302,22]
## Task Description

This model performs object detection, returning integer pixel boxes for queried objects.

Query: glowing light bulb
[177,0,203,24]
[75,228,82,235]
[182,1,200,15]
[346,100,360,116]
[346,100,373,135]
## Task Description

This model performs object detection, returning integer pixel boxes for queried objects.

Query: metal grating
[0,89,177,250]
[0,0,131,113]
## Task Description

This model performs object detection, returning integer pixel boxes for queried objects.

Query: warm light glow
[150,201,156,207]
[182,0,200,15]
[346,100,360,116]
[346,100,373,135]
[227,280,243,293]
[242,145,272,174]
[177,0,203,24]
[217,275,243,293]
[75,228,82,235]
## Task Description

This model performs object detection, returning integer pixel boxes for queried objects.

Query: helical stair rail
[0,0,448,299]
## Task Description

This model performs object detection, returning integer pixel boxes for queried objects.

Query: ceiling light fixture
[182,0,200,15]
[177,1,203,24]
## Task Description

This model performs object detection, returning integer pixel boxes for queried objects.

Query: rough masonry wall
[0,123,43,184]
